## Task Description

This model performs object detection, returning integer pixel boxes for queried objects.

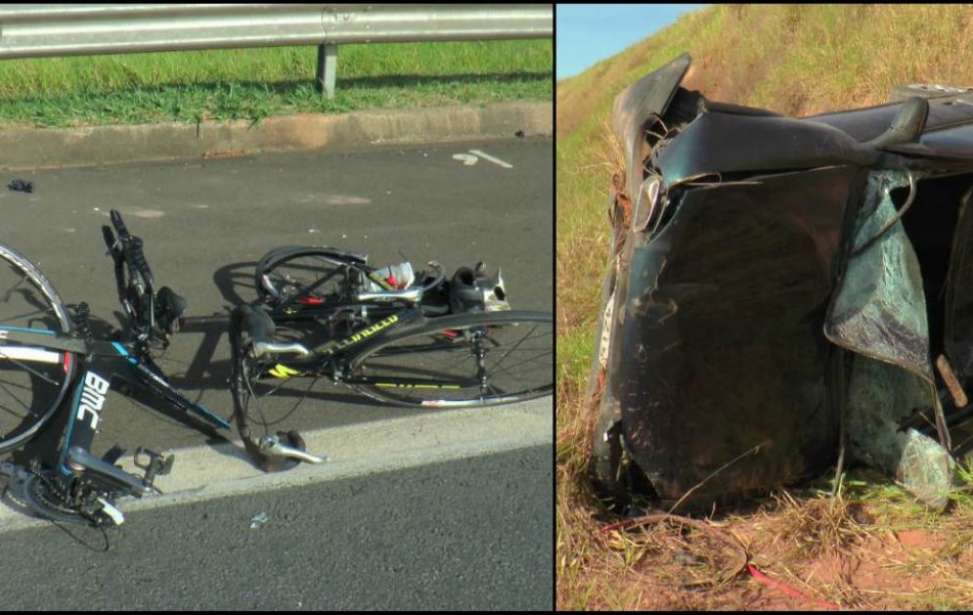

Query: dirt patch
[894,528,945,551]
[579,489,973,610]
[202,148,251,160]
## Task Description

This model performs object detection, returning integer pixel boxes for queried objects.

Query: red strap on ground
[747,563,840,610]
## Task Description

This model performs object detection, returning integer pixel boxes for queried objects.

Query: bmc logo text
[76,372,109,429]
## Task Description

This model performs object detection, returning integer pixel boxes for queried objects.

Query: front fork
[475,335,489,394]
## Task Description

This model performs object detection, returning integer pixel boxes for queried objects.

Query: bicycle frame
[260,250,446,321]
[243,304,426,378]
[2,326,228,494]
[240,304,508,400]
[244,249,509,394]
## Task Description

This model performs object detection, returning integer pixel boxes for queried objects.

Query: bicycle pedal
[133,447,174,484]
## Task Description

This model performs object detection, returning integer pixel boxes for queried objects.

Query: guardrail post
[316,43,338,99]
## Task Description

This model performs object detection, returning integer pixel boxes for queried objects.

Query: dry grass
[557,3,973,610]
[561,466,973,609]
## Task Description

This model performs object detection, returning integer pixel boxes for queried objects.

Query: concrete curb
[0,397,552,533]
[0,101,552,171]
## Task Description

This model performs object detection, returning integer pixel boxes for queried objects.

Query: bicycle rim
[349,311,553,407]
[0,244,76,454]
[255,249,358,307]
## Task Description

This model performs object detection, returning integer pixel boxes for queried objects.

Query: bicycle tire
[254,246,364,307]
[0,243,77,454]
[348,310,553,407]
[228,310,324,464]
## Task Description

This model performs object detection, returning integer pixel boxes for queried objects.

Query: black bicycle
[0,210,239,527]
[230,245,554,467]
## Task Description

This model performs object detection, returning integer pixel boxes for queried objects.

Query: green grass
[0,40,552,127]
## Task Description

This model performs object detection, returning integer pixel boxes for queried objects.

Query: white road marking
[452,153,479,166]
[0,397,552,532]
[468,149,513,169]
[323,195,371,206]
[132,209,165,219]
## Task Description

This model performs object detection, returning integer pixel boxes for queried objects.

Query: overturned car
[587,53,973,513]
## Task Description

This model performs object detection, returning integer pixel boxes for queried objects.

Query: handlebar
[104,209,154,289]
[102,209,186,345]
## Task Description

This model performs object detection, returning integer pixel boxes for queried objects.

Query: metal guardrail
[0,4,553,97]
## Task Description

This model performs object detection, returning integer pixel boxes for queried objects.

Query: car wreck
[587,52,973,514]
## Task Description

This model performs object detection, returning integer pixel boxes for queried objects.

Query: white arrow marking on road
[452,153,479,166]
[468,149,513,169]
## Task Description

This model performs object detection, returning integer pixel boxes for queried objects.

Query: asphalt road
[0,138,553,609]
[0,137,553,453]
[0,446,552,611]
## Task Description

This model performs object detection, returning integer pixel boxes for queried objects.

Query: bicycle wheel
[254,246,363,307]
[0,244,76,454]
[348,311,553,407]
[229,309,324,461]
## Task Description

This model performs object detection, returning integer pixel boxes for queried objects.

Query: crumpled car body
[588,53,973,512]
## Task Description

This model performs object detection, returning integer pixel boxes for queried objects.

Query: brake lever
[258,434,326,464]
[102,225,120,255]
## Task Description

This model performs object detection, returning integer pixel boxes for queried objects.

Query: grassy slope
[557,4,973,610]
[0,40,551,127]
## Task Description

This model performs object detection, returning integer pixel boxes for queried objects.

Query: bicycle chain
[0,461,105,524]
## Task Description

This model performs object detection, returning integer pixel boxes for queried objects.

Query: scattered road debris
[7,179,33,193]
[249,512,269,529]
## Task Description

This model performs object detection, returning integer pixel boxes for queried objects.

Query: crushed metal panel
[945,186,973,379]
[914,123,973,159]
[607,166,861,509]
[809,95,973,145]
[611,53,692,205]
[591,52,973,513]
[653,112,878,189]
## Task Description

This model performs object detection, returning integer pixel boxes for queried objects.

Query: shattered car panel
[588,53,973,513]
[612,52,691,204]
[653,111,878,189]
[610,166,854,506]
